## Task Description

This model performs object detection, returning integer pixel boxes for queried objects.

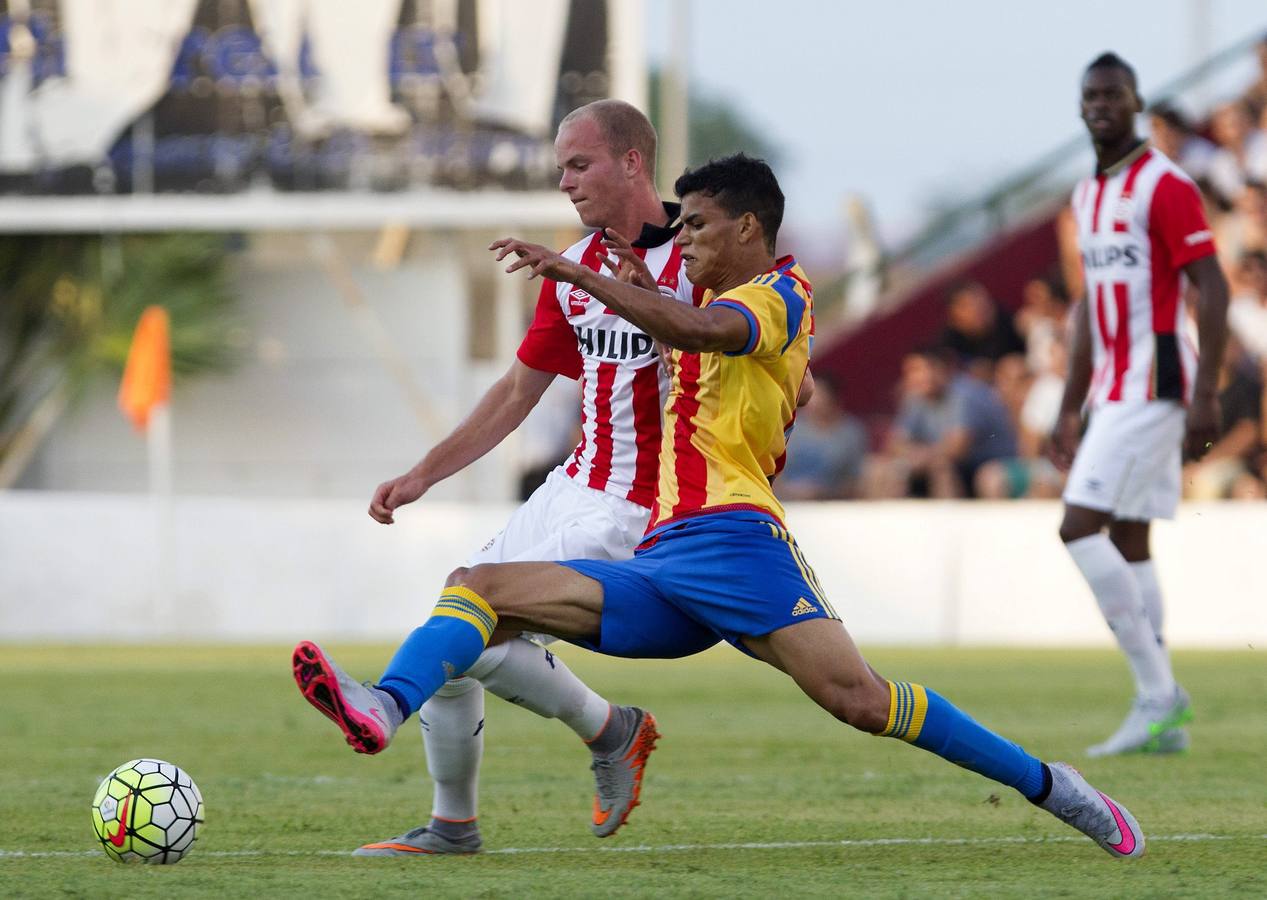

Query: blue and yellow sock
[879,681,1048,801]
[376,587,497,719]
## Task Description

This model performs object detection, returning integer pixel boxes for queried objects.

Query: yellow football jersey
[647,257,813,535]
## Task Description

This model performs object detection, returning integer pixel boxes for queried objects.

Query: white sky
[645,0,1267,252]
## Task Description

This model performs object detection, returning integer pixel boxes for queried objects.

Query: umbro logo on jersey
[568,288,591,316]
[791,597,818,617]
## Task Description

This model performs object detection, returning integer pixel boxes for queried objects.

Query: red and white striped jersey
[1072,145,1216,409]
[516,227,694,508]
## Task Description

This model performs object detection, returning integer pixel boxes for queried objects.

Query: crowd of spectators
[776,36,1267,504]
[854,280,1066,501]
[1161,37,1267,501]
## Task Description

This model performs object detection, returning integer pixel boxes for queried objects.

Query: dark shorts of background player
[561,511,840,659]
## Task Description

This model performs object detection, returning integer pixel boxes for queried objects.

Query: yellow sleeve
[710,277,809,357]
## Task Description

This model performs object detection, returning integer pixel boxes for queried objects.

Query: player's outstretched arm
[1183,254,1230,461]
[368,360,556,524]
[1049,298,1094,471]
[491,237,749,353]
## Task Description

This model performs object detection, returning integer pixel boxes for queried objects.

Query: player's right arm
[1182,255,1229,461]
[1050,296,1094,471]
[370,273,581,525]
[369,360,557,524]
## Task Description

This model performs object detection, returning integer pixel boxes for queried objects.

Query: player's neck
[607,188,670,242]
[1094,135,1145,175]
[712,253,778,295]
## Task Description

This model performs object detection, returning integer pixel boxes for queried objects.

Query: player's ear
[1134,90,1145,114]
[738,211,760,245]
[624,148,642,178]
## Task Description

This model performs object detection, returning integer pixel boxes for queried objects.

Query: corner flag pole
[118,306,175,625]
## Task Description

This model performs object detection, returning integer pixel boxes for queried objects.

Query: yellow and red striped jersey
[646,256,813,536]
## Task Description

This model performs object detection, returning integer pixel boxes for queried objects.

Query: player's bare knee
[1058,518,1095,544]
[443,566,470,588]
[449,564,505,611]
[811,679,889,733]
[455,562,491,591]
[1108,521,1150,561]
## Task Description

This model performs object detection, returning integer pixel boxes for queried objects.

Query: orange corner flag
[118,305,171,432]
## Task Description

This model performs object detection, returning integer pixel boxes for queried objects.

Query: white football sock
[420,675,486,823]
[471,636,612,742]
[1128,559,1165,642]
[1066,534,1175,703]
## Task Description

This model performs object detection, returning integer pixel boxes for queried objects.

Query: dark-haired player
[297,154,1146,859]
[1052,53,1229,756]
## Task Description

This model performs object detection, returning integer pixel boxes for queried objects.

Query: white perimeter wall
[1,491,1264,647]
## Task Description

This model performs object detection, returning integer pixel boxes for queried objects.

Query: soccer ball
[91,759,204,863]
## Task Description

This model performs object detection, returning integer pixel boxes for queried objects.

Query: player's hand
[489,238,579,282]
[600,229,657,290]
[1048,410,1083,472]
[368,472,428,525]
[1183,392,1221,462]
[656,341,675,377]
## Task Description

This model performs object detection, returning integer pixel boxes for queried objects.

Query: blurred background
[2,0,1266,646]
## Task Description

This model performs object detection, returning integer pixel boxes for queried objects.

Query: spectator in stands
[1215,180,1267,267]
[939,280,1025,381]
[1147,103,1216,185]
[776,372,869,500]
[976,333,1068,500]
[1183,339,1266,500]
[992,353,1032,437]
[1206,101,1267,208]
[1014,276,1070,377]
[865,348,1018,499]
[1228,249,1267,362]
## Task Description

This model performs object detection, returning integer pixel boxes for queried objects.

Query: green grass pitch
[1,644,1263,898]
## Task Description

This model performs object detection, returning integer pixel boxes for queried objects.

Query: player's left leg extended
[743,619,1145,859]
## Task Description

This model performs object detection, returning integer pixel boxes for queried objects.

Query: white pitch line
[2,833,1263,860]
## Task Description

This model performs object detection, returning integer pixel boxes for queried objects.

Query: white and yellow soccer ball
[91,759,204,863]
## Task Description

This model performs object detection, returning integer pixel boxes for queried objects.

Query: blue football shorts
[561,510,840,658]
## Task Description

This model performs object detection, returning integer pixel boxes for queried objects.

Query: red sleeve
[516,278,583,379]
[1149,172,1215,268]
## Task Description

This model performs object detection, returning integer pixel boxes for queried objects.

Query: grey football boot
[1038,762,1146,859]
[292,641,401,754]
[1087,686,1192,757]
[354,823,482,857]
[590,707,661,837]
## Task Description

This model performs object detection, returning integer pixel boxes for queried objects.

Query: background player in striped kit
[1052,53,1230,757]
[354,100,692,855]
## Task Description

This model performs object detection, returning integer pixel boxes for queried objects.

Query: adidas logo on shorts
[791,597,818,617]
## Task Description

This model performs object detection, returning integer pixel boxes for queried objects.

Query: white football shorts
[467,465,651,567]
[1062,400,1186,521]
